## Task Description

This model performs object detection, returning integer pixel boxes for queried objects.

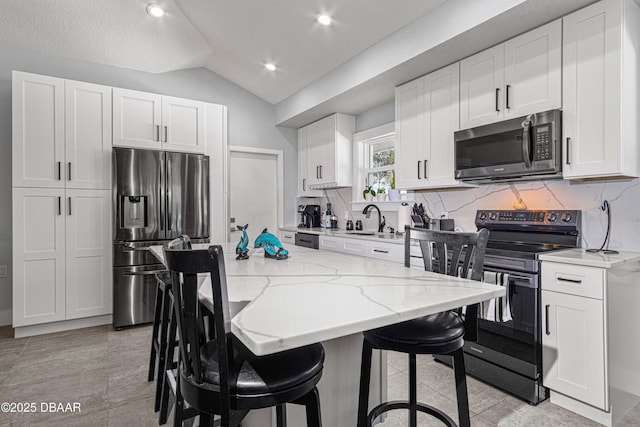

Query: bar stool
[164,244,324,427]
[148,271,173,414]
[357,227,489,427]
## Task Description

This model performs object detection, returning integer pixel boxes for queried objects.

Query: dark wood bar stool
[357,226,489,427]
[163,244,324,427]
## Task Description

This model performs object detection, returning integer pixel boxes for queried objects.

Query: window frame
[352,122,396,202]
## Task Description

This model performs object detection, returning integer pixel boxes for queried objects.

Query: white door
[161,96,205,153]
[65,80,112,189]
[562,0,622,178]
[12,71,65,188]
[504,19,562,118]
[229,150,279,244]
[394,77,425,189]
[425,62,460,187]
[112,88,162,149]
[542,290,606,410]
[12,187,66,326]
[460,44,505,128]
[65,190,112,319]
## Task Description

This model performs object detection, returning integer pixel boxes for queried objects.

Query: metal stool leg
[409,353,417,427]
[276,405,287,427]
[149,282,164,382]
[357,339,374,427]
[155,284,171,411]
[452,349,470,427]
[160,293,178,425]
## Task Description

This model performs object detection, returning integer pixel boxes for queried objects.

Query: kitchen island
[150,243,504,426]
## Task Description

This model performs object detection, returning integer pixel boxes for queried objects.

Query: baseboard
[0,309,11,326]
[13,315,113,338]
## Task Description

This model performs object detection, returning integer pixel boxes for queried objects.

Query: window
[364,135,395,193]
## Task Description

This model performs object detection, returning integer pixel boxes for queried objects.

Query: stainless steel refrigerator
[112,147,209,329]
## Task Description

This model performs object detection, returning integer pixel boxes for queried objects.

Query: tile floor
[0,324,638,427]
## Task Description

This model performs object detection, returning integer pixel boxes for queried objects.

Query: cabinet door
[319,235,340,252]
[460,44,505,128]
[424,63,460,187]
[65,80,112,189]
[161,96,205,153]
[306,117,333,186]
[65,190,112,319]
[297,127,323,197]
[395,77,425,189]
[317,116,337,185]
[12,188,66,326]
[12,72,65,188]
[504,19,562,118]
[112,88,162,149]
[562,0,622,178]
[542,290,606,410]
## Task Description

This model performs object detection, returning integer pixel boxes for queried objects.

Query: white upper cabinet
[303,113,355,189]
[65,80,112,189]
[395,63,467,190]
[297,127,323,197]
[12,72,65,188]
[113,88,205,153]
[12,72,112,190]
[503,20,562,118]
[460,20,561,129]
[562,0,640,179]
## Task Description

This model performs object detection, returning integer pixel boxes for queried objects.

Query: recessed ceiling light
[146,4,165,18]
[317,15,332,26]
[264,63,277,71]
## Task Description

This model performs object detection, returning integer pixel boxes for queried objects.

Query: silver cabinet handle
[373,249,389,254]
[417,160,421,179]
[566,138,571,165]
[68,162,72,181]
[557,276,582,284]
[68,197,72,215]
[155,125,160,142]
[57,161,61,180]
[545,304,550,335]
[57,197,61,215]
[163,126,168,143]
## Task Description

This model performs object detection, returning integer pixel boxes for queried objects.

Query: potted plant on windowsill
[363,185,376,201]
[376,187,386,201]
[388,175,401,201]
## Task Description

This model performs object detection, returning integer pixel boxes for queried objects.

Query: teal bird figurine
[254,228,289,260]
[235,224,250,260]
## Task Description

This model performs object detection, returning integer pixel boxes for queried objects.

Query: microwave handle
[522,121,532,169]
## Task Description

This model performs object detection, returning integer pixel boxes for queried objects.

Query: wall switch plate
[0,265,7,278]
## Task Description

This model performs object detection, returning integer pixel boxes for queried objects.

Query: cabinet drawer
[280,231,295,244]
[319,236,340,252]
[365,241,404,263]
[542,262,604,299]
[339,238,366,257]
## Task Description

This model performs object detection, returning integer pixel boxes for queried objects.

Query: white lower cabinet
[365,241,404,263]
[319,236,340,252]
[13,188,112,327]
[339,239,366,257]
[279,230,296,245]
[318,235,385,260]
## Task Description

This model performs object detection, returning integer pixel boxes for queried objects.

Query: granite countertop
[150,243,504,356]
[539,248,640,268]
[280,226,405,244]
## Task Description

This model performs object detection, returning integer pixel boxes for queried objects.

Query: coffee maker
[298,204,321,228]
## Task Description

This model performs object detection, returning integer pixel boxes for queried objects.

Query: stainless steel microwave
[454,109,562,183]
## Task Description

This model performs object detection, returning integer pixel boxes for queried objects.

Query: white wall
[0,46,298,325]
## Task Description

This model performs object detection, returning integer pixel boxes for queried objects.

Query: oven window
[456,129,525,169]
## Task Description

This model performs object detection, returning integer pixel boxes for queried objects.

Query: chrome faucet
[362,204,385,233]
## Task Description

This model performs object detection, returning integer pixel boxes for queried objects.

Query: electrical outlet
[0,265,7,278]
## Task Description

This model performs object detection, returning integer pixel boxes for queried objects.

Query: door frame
[227,146,284,242]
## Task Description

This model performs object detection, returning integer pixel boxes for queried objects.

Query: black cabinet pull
[495,88,500,112]
[417,160,421,179]
[557,276,582,284]
[155,125,160,142]
[303,178,306,191]
[545,304,550,335]
[566,138,571,165]
[424,159,428,179]
[57,197,61,215]
[163,126,168,143]
[506,85,511,109]
[373,249,389,254]
[68,197,72,215]
[68,162,72,181]
[57,161,61,180]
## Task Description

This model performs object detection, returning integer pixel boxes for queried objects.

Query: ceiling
[0,0,445,104]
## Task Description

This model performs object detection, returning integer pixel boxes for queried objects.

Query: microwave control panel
[533,125,552,161]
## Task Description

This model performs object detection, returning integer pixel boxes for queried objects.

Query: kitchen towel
[481,271,512,323]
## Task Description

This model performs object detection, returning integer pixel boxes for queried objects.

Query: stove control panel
[476,210,581,228]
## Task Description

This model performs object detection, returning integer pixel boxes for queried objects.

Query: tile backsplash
[301,177,640,251]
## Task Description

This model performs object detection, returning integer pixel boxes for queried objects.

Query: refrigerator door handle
[166,156,172,231]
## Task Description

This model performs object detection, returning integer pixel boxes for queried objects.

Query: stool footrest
[367,400,457,427]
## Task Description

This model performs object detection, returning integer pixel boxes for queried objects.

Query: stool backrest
[162,244,233,416]
[404,226,490,341]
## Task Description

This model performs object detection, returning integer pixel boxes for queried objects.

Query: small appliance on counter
[346,220,354,231]
[299,204,321,228]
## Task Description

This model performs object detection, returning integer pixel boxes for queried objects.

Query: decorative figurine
[254,228,289,260]
[235,224,250,260]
